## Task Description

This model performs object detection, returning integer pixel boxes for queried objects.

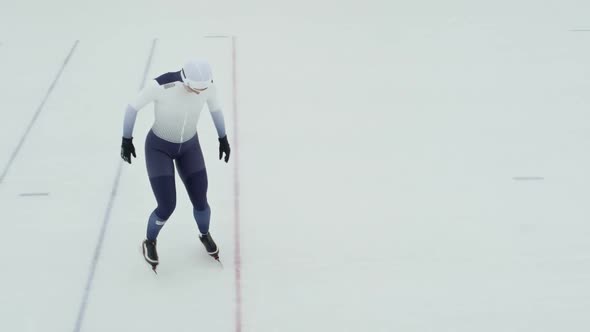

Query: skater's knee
[155,206,175,220]
[184,170,208,209]
[149,175,177,220]
[155,200,176,220]
[194,197,209,211]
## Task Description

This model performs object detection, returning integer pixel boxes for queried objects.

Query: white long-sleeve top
[123,71,226,143]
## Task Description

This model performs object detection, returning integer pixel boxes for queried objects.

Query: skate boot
[199,232,219,260]
[142,239,159,273]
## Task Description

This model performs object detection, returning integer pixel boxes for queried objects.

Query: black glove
[219,136,231,163]
[121,137,136,164]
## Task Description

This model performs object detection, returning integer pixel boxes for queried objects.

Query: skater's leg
[176,135,219,259]
[183,169,210,234]
[146,176,176,240]
[182,170,218,257]
[145,131,177,240]
[175,135,210,234]
[178,168,210,234]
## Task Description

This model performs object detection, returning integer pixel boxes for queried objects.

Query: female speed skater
[120,59,230,272]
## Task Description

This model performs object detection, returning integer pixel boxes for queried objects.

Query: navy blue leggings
[144,130,210,238]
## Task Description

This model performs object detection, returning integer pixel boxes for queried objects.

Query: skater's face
[184,84,208,94]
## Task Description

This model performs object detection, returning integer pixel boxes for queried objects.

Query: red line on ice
[231,35,243,332]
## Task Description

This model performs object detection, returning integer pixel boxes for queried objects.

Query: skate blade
[144,259,159,274]
[141,243,159,274]
[211,254,224,269]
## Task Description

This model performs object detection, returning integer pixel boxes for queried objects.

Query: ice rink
[1,1,590,331]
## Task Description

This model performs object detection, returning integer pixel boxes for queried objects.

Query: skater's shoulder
[154,71,183,86]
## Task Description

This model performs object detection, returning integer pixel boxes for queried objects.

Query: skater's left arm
[207,84,230,162]
[206,84,227,138]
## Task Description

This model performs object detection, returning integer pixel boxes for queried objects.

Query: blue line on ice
[0,40,79,184]
[72,38,158,332]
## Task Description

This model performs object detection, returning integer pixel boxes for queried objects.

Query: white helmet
[181,59,213,90]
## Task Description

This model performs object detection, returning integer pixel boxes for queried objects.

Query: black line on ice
[72,38,158,332]
[19,192,50,197]
[0,40,79,184]
[513,176,545,181]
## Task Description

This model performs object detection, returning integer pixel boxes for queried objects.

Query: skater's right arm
[123,80,160,138]
[121,80,159,164]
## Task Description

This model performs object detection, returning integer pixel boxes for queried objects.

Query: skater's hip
[150,123,198,145]
[146,129,200,156]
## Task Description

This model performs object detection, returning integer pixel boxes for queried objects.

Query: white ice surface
[1,1,590,331]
